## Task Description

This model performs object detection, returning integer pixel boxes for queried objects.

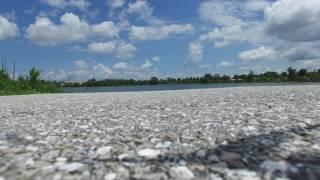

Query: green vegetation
[62,67,320,87]
[0,67,62,96]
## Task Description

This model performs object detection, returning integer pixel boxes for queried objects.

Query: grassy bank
[0,67,62,96]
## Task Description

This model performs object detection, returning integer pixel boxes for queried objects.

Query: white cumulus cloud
[116,41,137,59]
[0,16,18,40]
[107,0,125,9]
[88,41,116,54]
[44,60,113,81]
[265,0,320,42]
[87,41,136,59]
[140,60,153,69]
[188,42,203,64]
[218,61,235,67]
[43,0,90,10]
[245,0,271,11]
[239,47,277,61]
[127,0,153,19]
[130,24,193,41]
[113,62,131,70]
[26,13,119,46]
[199,0,250,26]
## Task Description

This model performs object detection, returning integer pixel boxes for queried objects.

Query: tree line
[62,67,320,87]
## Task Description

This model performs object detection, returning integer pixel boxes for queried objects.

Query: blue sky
[0,0,320,81]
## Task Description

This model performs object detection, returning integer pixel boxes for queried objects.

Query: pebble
[208,154,220,163]
[104,173,117,180]
[195,149,207,159]
[220,151,242,166]
[225,170,261,180]
[137,148,161,160]
[25,158,35,167]
[169,166,194,180]
[26,145,39,152]
[96,146,112,156]
[56,157,67,163]
[58,163,85,173]
[52,174,63,180]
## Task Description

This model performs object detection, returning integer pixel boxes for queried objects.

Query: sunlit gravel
[0,85,320,179]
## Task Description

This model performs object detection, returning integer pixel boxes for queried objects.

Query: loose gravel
[0,85,319,180]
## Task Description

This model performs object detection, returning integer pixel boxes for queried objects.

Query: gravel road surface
[0,85,320,180]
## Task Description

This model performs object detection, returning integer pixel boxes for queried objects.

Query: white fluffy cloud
[130,24,193,41]
[44,59,161,81]
[217,61,235,67]
[87,41,136,59]
[92,63,113,78]
[140,60,152,69]
[107,0,126,9]
[26,13,119,46]
[117,0,165,26]
[43,0,90,10]
[245,0,271,11]
[113,62,131,70]
[239,47,277,61]
[239,46,320,62]
[88,41,116,54]
[44,60,113,81]
[92,21,119,38]
[116,41,137,59]
[282,47,320,61]
[198,24,262,48]
[188,42,203,64]
[199,0,250,26]
[74,60,89,69]
[151,56,160,62]
[265,0,320,42]
[189,0,270,64]
[127,0,153,19]
[191,0,320,65]
[0,16,18,40]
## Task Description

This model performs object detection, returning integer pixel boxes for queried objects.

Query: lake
[62,82,319,93]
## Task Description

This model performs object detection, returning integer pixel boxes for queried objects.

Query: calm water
[63,83,319,93]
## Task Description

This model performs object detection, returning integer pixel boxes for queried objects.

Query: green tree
[29,67,41,88]
[247,71,255,82]
[201,74,213,83]
[287,67,297,81]
[298,69,307,77]
[149,77,159,85]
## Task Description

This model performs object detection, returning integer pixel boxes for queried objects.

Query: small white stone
[42,165,56,174]
[52,174,63,180]
[0,176,5,180]
[226,170,260,180]
[155,141,172,148]
[25,136,34,141]
[26,145,39,152]
[169,166,194,180]
[137,148,161,160]
[118,153,130,161]
[59,163,85,172]
[56,157,67,163]
[79,125,89,129]
[96,146,112,156]
[104,173,117,180]
[25,158,35,167]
